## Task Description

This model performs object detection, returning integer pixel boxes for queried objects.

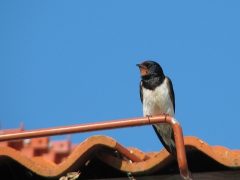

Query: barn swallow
[137,61,176,157]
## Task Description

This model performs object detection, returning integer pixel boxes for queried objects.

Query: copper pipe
[0,115,192,179]
[165,116,193,180]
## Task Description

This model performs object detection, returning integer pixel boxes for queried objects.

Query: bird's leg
[145,115,152,122]
[162,113,169,122]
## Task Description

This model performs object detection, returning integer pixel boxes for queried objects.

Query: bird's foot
[145,115,152,122]
[162,113,169,116]
[162,113,169,122]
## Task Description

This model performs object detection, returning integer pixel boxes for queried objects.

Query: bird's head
[136,61,164,79]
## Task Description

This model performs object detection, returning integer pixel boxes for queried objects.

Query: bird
[136,60,176,157]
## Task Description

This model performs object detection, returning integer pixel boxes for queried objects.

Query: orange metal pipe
[0,115,192,179]
[164,116,193,180]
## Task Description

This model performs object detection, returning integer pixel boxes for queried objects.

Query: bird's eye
[144,63,149,68]
[146,63,151,68]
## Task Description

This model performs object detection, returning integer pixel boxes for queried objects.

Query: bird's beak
[136,64,146,68]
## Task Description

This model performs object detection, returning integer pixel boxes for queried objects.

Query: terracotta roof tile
[0,117,239,179]
[0,135,239,179]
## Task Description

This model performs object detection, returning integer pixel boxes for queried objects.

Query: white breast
[142,80,174,117]
[142,79,175,150]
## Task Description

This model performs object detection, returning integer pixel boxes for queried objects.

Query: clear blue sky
[1,1,240,152]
